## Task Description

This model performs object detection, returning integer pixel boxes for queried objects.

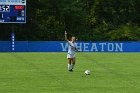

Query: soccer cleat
[69,69,73,72]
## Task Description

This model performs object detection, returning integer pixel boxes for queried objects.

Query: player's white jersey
[67,41,77,55]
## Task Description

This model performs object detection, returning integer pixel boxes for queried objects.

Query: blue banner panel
[0,41,11,52]
[0,41,140,52]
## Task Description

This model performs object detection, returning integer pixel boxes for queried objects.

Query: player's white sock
[71,64,75,69]
[68,64,71,70]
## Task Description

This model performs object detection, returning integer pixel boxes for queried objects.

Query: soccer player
[65,31,78,72]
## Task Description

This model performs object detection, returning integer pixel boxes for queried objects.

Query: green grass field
[0,52,140,93]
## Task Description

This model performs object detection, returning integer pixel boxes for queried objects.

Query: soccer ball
[85,70,91,75]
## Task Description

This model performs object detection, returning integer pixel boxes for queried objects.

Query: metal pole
[11,24,15,52]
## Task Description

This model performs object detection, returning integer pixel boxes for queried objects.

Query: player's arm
[74,44,79,52]
[65,31,69,42]
[75,47,79,52]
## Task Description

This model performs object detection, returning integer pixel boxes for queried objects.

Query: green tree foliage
[0,0,140,41]
[87,0,140,41]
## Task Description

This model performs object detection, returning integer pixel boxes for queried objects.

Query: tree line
[0,0,140,41]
